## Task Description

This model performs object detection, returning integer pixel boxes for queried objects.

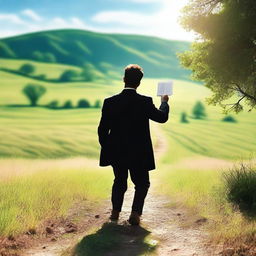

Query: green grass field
[0,58,256,240]
[1,59,255,160]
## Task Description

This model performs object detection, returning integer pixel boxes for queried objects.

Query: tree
[179,0,256,112]
[94,99,101,108]
[63,100,73,109]
[19,64,35,75]
[77,99,90,108]
[47,100,59,109]
[45,52,56,63]
[192,101,206,119]
[222,115,237,123]
[22,84,46,106]
[81,63,95,81]
[59,70,79,82]
[32,51,44,61]
[180,112,189,123]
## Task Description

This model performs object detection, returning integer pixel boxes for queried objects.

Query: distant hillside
[0,29,191,79]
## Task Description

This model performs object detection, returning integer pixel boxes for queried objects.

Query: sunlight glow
[93,0,194,41]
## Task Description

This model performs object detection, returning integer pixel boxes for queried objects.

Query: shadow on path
[73,222,157,256]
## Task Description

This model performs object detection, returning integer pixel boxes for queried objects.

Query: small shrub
[19,64,35,75]
[223,164,256,216]
[45,52,56,63]
[77,99,90,108]
[47,100,59,109]
[36,74,46,80]
[222,115,237,123]
[180,112,189,123]
[81,63,95,81]
[192,101,207,119]
[94,99,101,108]
[32,51,44,61]
[63,100,73,109]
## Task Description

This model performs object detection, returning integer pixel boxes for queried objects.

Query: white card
[157,81,173,96]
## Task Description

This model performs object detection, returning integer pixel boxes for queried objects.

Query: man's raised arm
[148,95,169,123]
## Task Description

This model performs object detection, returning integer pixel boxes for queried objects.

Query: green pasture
[0,59,255,160]
[0,58,256,239]
[0,107,101,158]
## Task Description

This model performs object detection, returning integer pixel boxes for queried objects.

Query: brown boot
[128,211,140,226]
[109,210,120,221]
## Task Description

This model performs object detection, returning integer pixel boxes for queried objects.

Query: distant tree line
[22,84,101,109]
[32,51,56,63]
[59,63,96,82]
[180,101,237,123]
[47,98,101,109]
[14,63,99,83]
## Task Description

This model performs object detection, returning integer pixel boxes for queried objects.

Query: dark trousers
[111,164,150,215]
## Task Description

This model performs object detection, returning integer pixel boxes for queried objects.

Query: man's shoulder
[136,93,152,101]
[104,92,152,104]
[104,93,121,104]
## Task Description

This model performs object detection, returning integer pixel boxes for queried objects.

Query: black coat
[98,89,169,171]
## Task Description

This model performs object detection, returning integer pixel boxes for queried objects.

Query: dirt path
[97,123,219,256]
[22,123,219,256]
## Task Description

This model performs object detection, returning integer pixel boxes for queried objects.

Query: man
[98,64,169,225]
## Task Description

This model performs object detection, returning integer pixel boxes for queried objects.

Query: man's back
[98,88,169,170]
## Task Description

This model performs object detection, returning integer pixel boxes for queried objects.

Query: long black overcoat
[98,89,169,171]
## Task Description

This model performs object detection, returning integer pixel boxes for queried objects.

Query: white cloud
[93,11,151,26]
[51,17,67,26]
[70,17,87,28]
[48,17,89,29]
[92,0,195,41]
[0,14,95,38]
[0,14,26,25]
[22,9,42,22]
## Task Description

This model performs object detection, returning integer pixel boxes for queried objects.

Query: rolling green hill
[0,29,190,80]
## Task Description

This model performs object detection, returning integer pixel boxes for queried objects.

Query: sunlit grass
[0,165,112,236]
[157,162,256,241]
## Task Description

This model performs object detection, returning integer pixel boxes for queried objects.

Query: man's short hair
[124,64,144,86]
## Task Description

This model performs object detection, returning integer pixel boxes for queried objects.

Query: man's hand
[161,95,169,103]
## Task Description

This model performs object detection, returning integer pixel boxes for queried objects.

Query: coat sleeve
[147,97,169,123]
[98,99,111,148]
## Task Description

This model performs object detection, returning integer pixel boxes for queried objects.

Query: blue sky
[0,0,194,41]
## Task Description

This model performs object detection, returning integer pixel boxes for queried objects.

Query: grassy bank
[157,161,256,242]
[0,160,112,236]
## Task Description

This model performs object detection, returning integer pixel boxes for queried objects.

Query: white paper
[157,81,173,96]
